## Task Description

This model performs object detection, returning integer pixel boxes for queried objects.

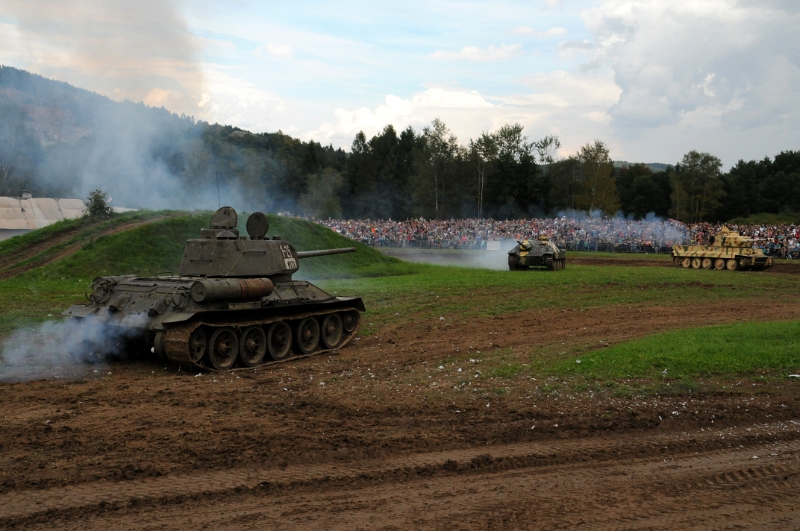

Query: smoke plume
[0,314,148,382]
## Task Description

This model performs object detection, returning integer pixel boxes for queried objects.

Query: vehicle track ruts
[0,215,175,280]
[1,420,799,527]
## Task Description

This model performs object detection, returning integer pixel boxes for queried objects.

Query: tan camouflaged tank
[671,227,773,271]
[508,235,566,271]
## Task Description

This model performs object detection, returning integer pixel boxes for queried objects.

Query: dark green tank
[63,207,365,370]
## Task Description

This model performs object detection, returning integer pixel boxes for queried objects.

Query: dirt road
[3,293,800,529]
[3,421,800,530]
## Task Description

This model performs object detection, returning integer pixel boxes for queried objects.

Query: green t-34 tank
[671,227,773,271]
[63,207,365,370]
[508,235,566,271]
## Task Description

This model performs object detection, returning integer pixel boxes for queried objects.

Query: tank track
[672,256,770,271]
[160,306,361,371]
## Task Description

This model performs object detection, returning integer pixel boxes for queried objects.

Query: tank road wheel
[239,326,267,367]
[738,258,749,270]
[188,327,207,363]
[321,314,344,349]
[545,258,555,270]
[508,255,520,271]
[714,258,725,270]
[673,256,682,266]
[153,331,167,360]
[726,259,737,271]
[691,257,702,269]
[266,322,292,361]
[681,257,691,268]
[702,258,713,270]
[342,310,360,333]
[296,317,320,354]
[208,327,239,370]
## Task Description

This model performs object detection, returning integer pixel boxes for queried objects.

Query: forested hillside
[1,66,798,222]
[0,66,345,212]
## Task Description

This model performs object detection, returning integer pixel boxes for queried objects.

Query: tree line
[1,66,798,222]
[330,119,800,223]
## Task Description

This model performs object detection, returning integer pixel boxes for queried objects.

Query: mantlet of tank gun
[179,207,357,280]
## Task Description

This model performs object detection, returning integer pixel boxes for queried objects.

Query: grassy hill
[0,212,411,337]
[10,212,409,282]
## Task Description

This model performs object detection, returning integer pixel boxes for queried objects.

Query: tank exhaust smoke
[0,314,148,382]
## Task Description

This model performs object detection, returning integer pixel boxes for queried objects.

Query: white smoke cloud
[0,314,149,382]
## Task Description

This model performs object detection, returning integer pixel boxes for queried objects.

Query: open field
[2,217,800,529]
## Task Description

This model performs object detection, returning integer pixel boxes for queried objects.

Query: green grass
[547,320,800,380]
[2,212,800,390]
[0,210,175,273]
[15,213,410,282]
[0,213,410,338]
[322,260,795,332]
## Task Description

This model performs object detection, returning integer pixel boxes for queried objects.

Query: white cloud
[1,0,206,117]
[304,71,623,158]
[581,0,800,134]
[556,0,800,165]
[194,67,286,129]
[254,43,293,58]
[305,88,499,144]
[511,26,568,37]
[430,44,523,62]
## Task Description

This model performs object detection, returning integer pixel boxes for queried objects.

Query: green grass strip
[548,320,800,379]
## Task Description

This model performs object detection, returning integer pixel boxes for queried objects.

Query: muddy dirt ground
[2,258,800,529]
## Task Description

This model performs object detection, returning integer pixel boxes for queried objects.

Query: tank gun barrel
[296,247,356,259]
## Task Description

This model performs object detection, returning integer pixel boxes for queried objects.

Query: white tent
[0,197,86,236]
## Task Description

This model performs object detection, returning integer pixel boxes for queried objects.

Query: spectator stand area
[309,217,800,259]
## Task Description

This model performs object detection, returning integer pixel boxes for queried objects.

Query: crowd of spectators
[298,215,800,258]
[687,222,800,259]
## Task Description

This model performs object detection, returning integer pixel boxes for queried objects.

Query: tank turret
[64,207,365,370]
[672,226,773,271]
[179,208,355,281]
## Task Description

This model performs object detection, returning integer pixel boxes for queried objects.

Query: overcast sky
[1,0,798,167]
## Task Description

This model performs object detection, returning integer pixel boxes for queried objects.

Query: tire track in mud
[0,215,175,280]
[2,420,800,525]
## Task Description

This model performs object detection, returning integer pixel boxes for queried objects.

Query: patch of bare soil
[0,216,171,280]
[2,298,800,528]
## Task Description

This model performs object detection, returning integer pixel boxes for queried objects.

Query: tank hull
[508,239,566,271]
[64,278,364,370]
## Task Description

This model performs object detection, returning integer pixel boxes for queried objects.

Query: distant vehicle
[64,207,365,370]
[508,235,566,271]
[671,227,773,271]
